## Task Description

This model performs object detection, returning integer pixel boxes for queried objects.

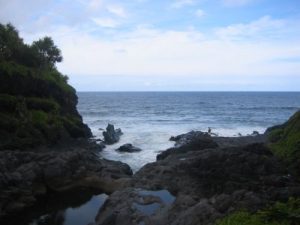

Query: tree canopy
[0,23,63,69]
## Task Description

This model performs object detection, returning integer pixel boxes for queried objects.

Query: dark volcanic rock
[103,124,123,144]
[96,188,176,225]
[138,143,297,197]
[157,131,218,160]
[0,148,132,219]
[116,144,142,153]
[95,142,300,225]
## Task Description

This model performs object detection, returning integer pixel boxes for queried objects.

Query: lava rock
[103,124,123,144]
[157,131,218,160]
[116,144,142,153]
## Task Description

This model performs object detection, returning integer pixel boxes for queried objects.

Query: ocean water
[77,92,300,172]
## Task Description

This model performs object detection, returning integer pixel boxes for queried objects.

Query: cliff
[0,24,91,150]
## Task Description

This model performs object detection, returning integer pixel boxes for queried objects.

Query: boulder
[116,144,142,153]
[103,124,123,144]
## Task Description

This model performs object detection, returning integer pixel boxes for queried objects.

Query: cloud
[222,0,254,7]
[215,16,286,40]
[171,0,196,9]
[87,0,103,11]
[2,0,300,90]
[107,5,127,18]
[195,9,205,17]
[39,24,299,80]
[0,0,52,26]
[92,17,120,28]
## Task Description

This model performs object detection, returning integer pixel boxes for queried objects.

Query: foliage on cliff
[266,110,300,176]
[215,198,300,225]
[0,23,91,150]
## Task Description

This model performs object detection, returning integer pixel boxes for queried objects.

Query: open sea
[77,92,300,172]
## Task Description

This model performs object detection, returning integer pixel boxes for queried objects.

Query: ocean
[77,92,300,172]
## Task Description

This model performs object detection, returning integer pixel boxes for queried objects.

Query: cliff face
[0,25,91,150]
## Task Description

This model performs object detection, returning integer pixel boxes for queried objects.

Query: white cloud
[87,0,103,11]
[215,16,285,40]
[107,5,127,18]
[38,25,299,80]
[195,9,205,17]
[171,0,196,9]
[0,0,52,26]
[92,17,120,28]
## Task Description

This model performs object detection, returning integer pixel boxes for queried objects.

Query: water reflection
[2,189,107,225]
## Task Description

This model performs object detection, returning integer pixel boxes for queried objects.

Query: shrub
[215,198,300,225]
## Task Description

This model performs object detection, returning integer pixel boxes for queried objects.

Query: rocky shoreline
[0,141,132,222]
[93,129,300,225]
[1,113,300,225]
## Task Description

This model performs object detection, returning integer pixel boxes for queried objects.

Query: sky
[0,0,300,91]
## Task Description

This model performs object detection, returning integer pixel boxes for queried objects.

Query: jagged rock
[157,131,218,160]
[103,124,123,144]
[116,144,142,153]
[0,148,132,219]
[95,141,300,225]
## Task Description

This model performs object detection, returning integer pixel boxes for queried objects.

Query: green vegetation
[267,111,300,176]
[0,23,91,150]
[215,198,300,225]
[268,111,300,159]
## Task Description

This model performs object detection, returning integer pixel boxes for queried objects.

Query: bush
[26,97,59,113]
[215,198,300,225]
[268,111,300,160]
[0,94,18,112]
[259,198,300,225]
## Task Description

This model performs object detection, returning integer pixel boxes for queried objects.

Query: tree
[0,23,24,61]
[32,37,63,68]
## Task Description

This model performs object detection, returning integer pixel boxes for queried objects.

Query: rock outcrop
[95,114,300,225]
[0,147,132,219]
[103,124,123,144]
[116,143,142,153]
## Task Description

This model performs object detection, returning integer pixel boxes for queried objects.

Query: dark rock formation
[95,133,300,225]
[0,147,132,219]
[103,124,123,144]
[116,143,142,153]
[96,188,175,225]
[159,130,267,160]
[157,131,218,160]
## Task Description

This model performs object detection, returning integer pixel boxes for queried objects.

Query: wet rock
[157,131,218,160]
[103,124,123,144]
[0,148,132,218]
[96,188,176,225]
[116,144,142,153]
